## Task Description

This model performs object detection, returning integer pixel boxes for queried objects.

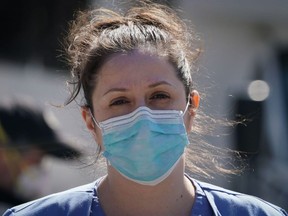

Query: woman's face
[82,50,196,147]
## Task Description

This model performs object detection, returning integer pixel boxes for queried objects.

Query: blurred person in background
[0,99,80,213]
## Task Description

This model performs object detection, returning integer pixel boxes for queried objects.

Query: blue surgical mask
[91,106,190,186]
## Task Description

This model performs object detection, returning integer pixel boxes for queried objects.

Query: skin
[82,50,200,216]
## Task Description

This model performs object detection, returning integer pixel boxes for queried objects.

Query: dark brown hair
[64,1,201,108]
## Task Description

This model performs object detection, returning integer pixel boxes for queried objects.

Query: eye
[150,92,170,100]
[110,98,130,106]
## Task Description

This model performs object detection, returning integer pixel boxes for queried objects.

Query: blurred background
[0,0,287,212]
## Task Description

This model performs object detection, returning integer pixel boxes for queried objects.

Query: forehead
[92,50,184,93]
[100,50,173,73]
[99,51,177,82]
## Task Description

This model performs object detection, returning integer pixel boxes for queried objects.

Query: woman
[3,2,287,216]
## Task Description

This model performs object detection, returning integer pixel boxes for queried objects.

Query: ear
[188,90,200,117]
[186,90,200,131]
[81,107,103,150]
[81,106,95,133]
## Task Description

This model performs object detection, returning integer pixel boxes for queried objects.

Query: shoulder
[3,181,98,216]
[192,178,287,216]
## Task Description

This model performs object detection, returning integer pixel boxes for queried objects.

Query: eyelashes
[150,92,170,100]
[109,92,170,107]
[110,98,130,106]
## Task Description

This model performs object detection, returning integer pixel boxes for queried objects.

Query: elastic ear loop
[88,109,101,129]
[182,102,190,116]
[88,109,107,160]
[88,110,112,165]
[182,94,193,116]
[183,92,199,116]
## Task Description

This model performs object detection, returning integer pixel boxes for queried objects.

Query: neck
[97,157,195,216]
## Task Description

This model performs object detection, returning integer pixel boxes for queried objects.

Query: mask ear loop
[88,110,112,166]
[88,109,107,160]
[181,95,191,116]
[88,109,101,129]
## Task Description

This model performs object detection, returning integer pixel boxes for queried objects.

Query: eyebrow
[148,81,173,88]
[103,81,173,96]
[103,88,128,96]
